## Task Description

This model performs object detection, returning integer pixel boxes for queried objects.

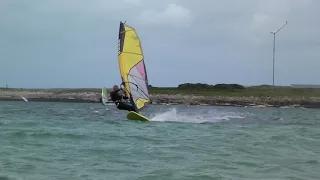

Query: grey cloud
[1,0,320,88]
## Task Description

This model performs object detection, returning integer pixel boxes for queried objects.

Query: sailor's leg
[117,102,135,111]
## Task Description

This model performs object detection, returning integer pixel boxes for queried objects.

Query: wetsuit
[109,89,136,112]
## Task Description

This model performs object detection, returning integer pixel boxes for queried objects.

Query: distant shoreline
[1,88,320,109]
[0,97,96,103]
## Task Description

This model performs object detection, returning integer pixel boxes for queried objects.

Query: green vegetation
[149,83,320,98]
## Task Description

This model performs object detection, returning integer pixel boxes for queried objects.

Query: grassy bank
[150,86,320,98]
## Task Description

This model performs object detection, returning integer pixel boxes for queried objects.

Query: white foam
[150,108,246,124]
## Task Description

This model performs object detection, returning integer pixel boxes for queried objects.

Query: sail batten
[128,73,148,82]
[122,52,143,55]
[118,21,150,112]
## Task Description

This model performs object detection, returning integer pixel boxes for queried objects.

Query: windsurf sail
[101,87,108,105]
[118,21,151,112]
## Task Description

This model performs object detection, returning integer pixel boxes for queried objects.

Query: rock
[1,89,320,109]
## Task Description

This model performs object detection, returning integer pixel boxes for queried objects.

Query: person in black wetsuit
[109,85,136,112]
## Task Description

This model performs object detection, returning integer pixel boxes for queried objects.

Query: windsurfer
[110,85,136,112]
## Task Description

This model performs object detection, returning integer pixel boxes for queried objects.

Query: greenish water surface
[0,101,319,180]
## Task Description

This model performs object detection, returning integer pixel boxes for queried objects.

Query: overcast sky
[1,0,319,88]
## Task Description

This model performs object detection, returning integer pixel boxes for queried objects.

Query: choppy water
[0,101,320,180]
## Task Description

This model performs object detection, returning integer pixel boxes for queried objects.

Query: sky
[1,0,320,88]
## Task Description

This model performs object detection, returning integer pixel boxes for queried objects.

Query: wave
[150,108,246,124]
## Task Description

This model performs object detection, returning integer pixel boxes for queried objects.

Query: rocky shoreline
[1,89,320,108]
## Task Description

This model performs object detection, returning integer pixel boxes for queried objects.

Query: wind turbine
[270,21,288,86]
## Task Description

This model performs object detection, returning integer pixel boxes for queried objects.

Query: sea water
[0,101,319,180]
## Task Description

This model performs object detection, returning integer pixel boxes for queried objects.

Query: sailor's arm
[118,88,129,99]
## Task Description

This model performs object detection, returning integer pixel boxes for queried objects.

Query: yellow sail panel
[118,21,150,111]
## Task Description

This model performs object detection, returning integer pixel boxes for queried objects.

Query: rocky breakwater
[0,89,101,103]
[150,94,320,108]
[2,89,320,108]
